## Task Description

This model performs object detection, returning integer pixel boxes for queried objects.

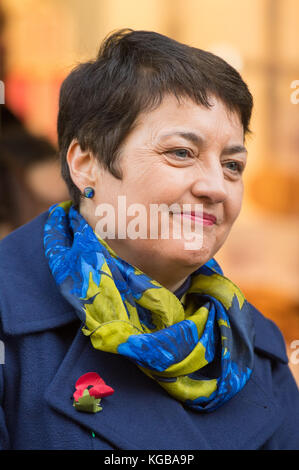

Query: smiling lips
[176,211,217,225]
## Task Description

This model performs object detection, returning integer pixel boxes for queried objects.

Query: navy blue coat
[0,212,298,450]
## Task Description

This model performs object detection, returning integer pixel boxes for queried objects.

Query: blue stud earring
[83,187,95,199]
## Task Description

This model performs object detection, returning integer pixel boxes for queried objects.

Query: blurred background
[0,0,298,383]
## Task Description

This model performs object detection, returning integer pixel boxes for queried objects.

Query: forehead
[134,94,244,144]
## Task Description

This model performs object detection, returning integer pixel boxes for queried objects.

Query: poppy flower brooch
[73,372,114,413]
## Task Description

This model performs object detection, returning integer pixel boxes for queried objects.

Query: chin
[167,240,214,269]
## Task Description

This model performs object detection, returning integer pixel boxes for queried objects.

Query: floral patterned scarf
[44,201,255,412]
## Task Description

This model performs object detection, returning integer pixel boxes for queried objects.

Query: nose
[190,159,228,204]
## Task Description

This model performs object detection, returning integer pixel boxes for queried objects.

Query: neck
[166,277,189,293]
[151,272,189,293]
[103,239,191,293]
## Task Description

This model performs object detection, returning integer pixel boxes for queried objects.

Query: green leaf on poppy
[73,389,103,413]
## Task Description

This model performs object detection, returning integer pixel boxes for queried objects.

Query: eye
[224,161,244,173]
[166,149,192,159]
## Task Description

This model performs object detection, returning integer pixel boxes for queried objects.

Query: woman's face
[79,94,247,287]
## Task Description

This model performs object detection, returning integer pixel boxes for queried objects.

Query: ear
[66,139,99,193]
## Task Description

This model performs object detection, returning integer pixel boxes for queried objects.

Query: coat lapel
[44,327,212,450]
[45,326,284,450]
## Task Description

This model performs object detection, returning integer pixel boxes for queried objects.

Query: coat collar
[0,211,77,336]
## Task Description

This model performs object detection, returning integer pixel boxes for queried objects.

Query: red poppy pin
[73,372,114,413]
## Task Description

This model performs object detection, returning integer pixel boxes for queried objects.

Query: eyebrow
[159,131,247,155]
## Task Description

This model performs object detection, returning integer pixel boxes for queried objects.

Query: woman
[0,29,298,450]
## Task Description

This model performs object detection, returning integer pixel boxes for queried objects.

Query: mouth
[172,211,217,226]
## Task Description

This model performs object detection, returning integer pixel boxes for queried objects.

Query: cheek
[124,161,185,205]
[225,184,243,224]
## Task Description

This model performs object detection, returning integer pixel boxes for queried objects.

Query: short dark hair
[58,29,253,208]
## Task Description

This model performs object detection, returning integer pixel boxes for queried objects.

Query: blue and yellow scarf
[44,201,255,412]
